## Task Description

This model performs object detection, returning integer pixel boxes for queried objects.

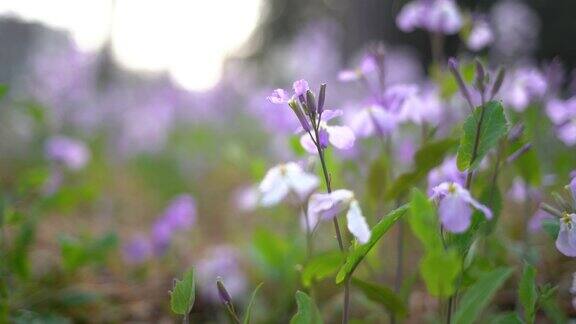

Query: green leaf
[290,291,323,324]
[519,264,537,324]
[243,283,263,324]
[408,189,443,252]
[541,218,559,240]
[351,278,407,316]
[0,84,7,100]
[457,101,508,171]
[336,204,408,284]
[385,138,457,200]
[420,249,461,297]
[489,312,523,324]
[509,139,541,186]
[302,251,344,287]
[454,267,513,324]
[170,268,196,315]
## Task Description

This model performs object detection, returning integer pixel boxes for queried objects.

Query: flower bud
[490,67,506,100]
[474,59,486,94]
[288,98,312,132]
[448,57,475,110]
[305,90,317,117]
[216,279,233,306]
[318,84,326,115]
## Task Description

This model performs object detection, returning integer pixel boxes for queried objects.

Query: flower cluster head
[45,136,90,171]
[396,0,462,35]
[307,189,371,244]
[467,17,494,51]
[258,162,319,207]
[122,194,197,264]
[431,182,493,233]
[545,96,576,146]
[268,80,355,153]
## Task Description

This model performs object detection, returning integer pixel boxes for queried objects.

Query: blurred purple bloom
[491,0,540,61]
[528,210,553,233]
[349,104,397,138]
[396,137,416,165]
[507,178,541,203]
[569,176,576,204]
[467,19,494,51]
[338,56,377,82]
[196,246,247,303]
[397,0,462,35]
[151,219,173,255]
[397,85,443,125]
[293,80,310,96]
[162,195,197,229]
[502,67,547,111]
[432,182,492,233]
[300,110,355,153]
[427,157,465,193]
[267,89,291,104]
[308,189,371,243]
[258,162,319,206]
[546,97,576,146]
[123,235,153,264]
[556,213,576,257]
[45,136,90,171]
[233,185,259,212]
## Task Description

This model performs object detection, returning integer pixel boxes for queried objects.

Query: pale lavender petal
[267,89,290,104]
[528,210,553,233]
[425,0,462,35]
[546,99,569,124]
[457,185,493,219]
[467,20,494,51]
[259,166,290,206]
[556,219,576,257]
[326,125,356,150]
[293,79,309,96]
[284,163,319,199]
[349,109,375,138]
[321,109,344,122]
[45,136,90,171]
[308,189,354,221]
[346,200,371,244]
[439,195,473,233]
[557,122,576,146]
[300,134,318,154]
[123,235,152,264]
[396,1,425,32]
[338,70,360,82]
[163,194,197,229]
[318,128,330,149]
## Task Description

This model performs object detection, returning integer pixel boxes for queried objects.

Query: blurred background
[1,0,576,322]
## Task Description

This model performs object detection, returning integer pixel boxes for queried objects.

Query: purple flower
[349,104,398,138]
[123,235,153,264]
[267,89,291,104]
[196,246,247,303]
[397,0,462,35]
[308,189,371,243]
[556,213,576,257]
[507,178,541,203]
[528,210,553,233]
[338,56,377,82]
[502,67,547,112]
[546,97,576,146]
[431,182,492,233]
[300,110,356,153]
[427,157,465,193]
[467,18,494,51]
[151,219,173,255]
[258,162,319,206]
[45,136,90,171]
[569,176,576,204]
[293,80,310,96]
[162,195,197,229]
[397,85,443,126]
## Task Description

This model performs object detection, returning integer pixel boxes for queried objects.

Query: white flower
[258,162,319,207]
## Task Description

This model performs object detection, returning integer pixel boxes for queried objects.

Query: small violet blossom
[45,136,90,171]
[396,0,462,35]
[427,157,465,194]
[545,97,576,146]
[123,235,153,264]
[151,194,197,254]
[507,178,541,203]
[467,18,494,51]
[338,56,377,82]
[431,182,493,233]
[307,189,371,244]
[258,162,319,207]
[556,213,576,257]
[502,67,547,112]
[300,109,356,153]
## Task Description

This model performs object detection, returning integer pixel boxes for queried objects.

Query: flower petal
[300,134,318,154]
[267,89,289,104]
[284,163,319,199]
[326,125,356,150]
[556,222,576,257]
[439,194,473,233]
[259,166,290,206]
[346,200,371,244]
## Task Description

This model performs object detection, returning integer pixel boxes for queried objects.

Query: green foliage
[489,312,523,324]
[408,189,443,252]
[59,232,118,272]
[301,251,344,287]
[170,268,195,316]
[367,156,389,203]
[519,264,537,324]
[336,204,408,284]
[243,283,264,324]
[541,218,559,240]
[0,84,8,99]
[454,267,513,324]
[457,101,508,171]
[420,250,461,297]
[351,278,407,316]
[385,138,457,200]
[290,291,323,324]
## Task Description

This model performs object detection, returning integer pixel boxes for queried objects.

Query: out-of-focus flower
[123,235,153,264]
[556,213,576,257]
[502,67,547,112]
[293,80,310,96]
[338,56,377,82]
[528,210,553,233]
[396,137,416,165]
[267,89,291,104]
[431,182,492,233]
[427,157,465,193]
[233,185,259,212]
[397,85,443,126]
[545,97,576,146]
[467,18,494,51]
[508,178,541,203]
[491,0,540,61]
[397,0,462,35]
[258,162,319,207]
[150,194,197,255]
[196,246,246,303]
[308,189,371,243]
[300,110,356,153]
[349,104,397,138]
[45,136,90,171]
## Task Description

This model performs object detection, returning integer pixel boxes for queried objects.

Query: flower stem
[313,128,350,324]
